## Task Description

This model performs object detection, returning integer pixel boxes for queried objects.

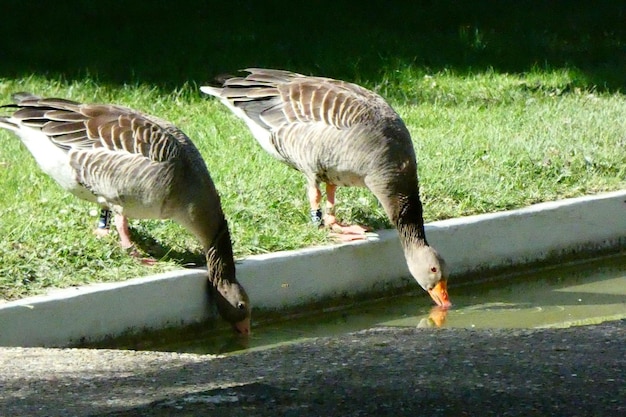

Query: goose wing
[4,94,184,210]
[69,107,182,208]
[202,68,381,133]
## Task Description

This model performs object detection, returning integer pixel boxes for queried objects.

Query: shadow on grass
[129,229,207,268]
[1,0,624,92]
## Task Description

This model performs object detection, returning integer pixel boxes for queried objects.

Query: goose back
[202,69,417,191]
[1,94,216,223]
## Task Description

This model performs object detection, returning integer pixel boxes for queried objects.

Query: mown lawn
[1,1,625,300]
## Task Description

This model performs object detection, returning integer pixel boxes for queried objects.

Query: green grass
[1,1,625,300]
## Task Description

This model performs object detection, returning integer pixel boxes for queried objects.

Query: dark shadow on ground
[4,324,622,417]
[1,0,624,92]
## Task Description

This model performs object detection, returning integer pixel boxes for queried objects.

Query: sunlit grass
[1,66,625,300]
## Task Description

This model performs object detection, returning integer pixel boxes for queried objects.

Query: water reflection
[417,306,449,328]
[103,253,626,355]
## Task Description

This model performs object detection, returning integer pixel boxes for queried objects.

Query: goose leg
[113,214,156,265]
[323,183,339,228]
[307,182,323,227]
[324,183,370,241]
[114,214,134,249]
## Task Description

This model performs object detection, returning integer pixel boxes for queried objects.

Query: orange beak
[233,317,251,336]
[428,281,452,309]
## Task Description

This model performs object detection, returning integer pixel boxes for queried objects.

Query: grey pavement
[1,320,624,416]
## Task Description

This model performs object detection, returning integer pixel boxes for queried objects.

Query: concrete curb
[1,190,625,347]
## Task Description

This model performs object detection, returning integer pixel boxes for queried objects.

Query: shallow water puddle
[112,253,626,354]
[428,275,626,330]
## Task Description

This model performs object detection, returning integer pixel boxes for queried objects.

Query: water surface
[115,253,626,355]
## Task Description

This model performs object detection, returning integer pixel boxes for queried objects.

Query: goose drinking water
[201,69,451,308]
[0,93,251,333]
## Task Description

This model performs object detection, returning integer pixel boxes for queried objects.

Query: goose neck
[205,220,237,287]
[394,193,428,248]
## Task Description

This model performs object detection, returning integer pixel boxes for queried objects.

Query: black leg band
[97,209,112,229]
[310,208,323,227]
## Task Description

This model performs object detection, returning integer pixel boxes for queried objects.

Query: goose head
[405,245,451,309]
[211,280,251,335]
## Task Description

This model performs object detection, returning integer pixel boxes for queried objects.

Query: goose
[0,93,251,333]
[201,68,451,308]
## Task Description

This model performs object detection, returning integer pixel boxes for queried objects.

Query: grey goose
[0,93,251,333]
[201,69,451,308]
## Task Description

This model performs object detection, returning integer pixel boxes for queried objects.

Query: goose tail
[200,85,222,98]
[11,92,40,103]
[0,92,41,132]
[199,85,222,97]
[0,117,18,132]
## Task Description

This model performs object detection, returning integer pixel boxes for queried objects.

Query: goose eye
[430,267,438,273]
[237,302,246,310]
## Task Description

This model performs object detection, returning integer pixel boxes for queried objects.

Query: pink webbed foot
[324,214,371,242]
[93,227,111,238]
[127,247,158,266]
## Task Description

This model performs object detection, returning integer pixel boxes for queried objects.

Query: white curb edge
[1,190,625,347]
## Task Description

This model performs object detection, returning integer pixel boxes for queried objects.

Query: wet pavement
[1,320,624,416]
